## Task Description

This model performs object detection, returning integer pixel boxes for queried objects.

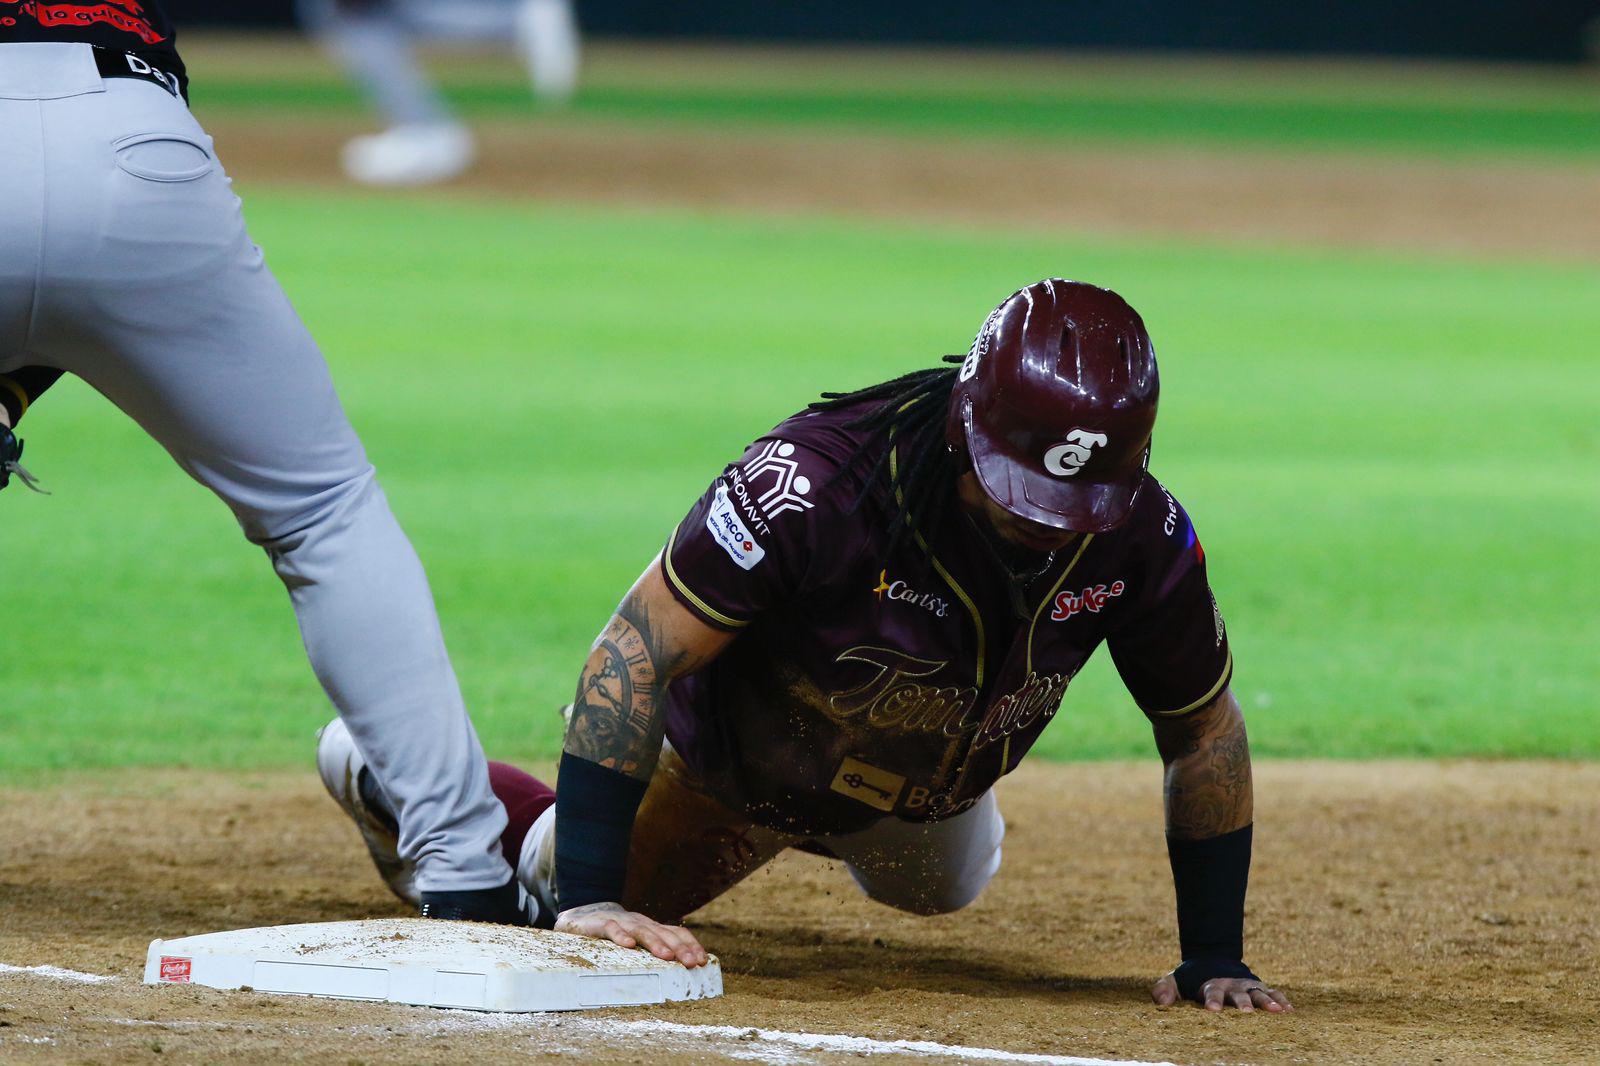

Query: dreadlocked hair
[808,354,965,562]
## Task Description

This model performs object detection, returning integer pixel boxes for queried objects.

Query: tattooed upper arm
[564,559,735,781]
[1153,688,1254,840]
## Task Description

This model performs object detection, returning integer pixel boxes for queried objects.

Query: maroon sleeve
[660,436,864,630]
[1107,482,1233,718]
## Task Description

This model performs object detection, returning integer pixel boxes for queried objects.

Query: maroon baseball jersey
[660,401,1232,835]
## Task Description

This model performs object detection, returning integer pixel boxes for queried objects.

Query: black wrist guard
[0,425,20,490]
[553,752,648,914]
[0,426,46,494]
[1166,823,1252,974]
[1173,957,1260,1002]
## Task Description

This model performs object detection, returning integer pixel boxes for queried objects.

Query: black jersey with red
[659,400,1233,836]
[0,1,184,84]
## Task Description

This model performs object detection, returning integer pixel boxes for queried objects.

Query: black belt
[93,47,186,103]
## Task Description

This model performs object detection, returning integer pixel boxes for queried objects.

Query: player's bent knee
[889,893,973,917]
[242,465,382,555]
[865,843,1003,916]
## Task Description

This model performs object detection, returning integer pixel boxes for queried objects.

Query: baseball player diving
[1,4,526,922]
[320,279,1294,1011]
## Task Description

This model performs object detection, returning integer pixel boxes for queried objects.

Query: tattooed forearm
[1153,689,1254,840]
[564,592,687,782]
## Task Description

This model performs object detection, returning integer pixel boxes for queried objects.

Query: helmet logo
[960,306,1003,383]
[1043,429,1108,477]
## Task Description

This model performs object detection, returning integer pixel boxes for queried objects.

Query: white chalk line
[577,1018,1179,1066]
[1,964,1175,1066]
[412,1012,1179,1066]
[101,1009,1181,1066]
[0,963,118,985]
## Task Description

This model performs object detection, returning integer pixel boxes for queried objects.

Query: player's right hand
[554,901,709,968]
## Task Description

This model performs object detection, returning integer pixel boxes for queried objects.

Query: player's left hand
[1,423,18,489]
[0,424,46,494]
[555,902,709,968]
[1151,969,1293,1012]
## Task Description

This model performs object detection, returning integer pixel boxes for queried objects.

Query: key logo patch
[830,757,907,813]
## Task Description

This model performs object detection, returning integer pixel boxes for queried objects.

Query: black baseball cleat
[419,877,529,925]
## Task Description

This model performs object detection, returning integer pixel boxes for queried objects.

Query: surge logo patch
[1050,581,1126,621]
[706,483,766,570]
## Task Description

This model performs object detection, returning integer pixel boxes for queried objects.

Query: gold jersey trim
[889,439,986,688]
[1024,533,1095,675]
[1154,647,1234,717]
[662,526,749,630]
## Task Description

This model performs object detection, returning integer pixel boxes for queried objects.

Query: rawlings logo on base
[158,956,191,983]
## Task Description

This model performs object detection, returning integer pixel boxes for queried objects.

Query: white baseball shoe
[316,717,419,906]
[515,0,580,103]
[340,123,475,187]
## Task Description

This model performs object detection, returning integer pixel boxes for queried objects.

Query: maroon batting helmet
[946,279,1159,533]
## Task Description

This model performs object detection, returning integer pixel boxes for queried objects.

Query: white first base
[143,918,722,1012]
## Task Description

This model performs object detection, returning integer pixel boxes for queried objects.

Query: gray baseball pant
[0,43,510,893]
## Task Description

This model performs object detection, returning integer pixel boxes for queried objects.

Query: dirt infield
[177,35,1600,263]
[172,37,1600,263]
[203,114,1600,263]
[2,761,1595,1063]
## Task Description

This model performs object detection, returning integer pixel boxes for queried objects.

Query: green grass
[200,80,1600,159]
[181,41,1600,161]
[194,79,1600,161]
[181,49,1600,163]
[5,192,1596,775]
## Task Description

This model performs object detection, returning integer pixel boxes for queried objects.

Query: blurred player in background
[299,0,580,185]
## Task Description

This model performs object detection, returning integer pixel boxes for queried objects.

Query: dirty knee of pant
[873,886,984,917]
[851,840,1002,916]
